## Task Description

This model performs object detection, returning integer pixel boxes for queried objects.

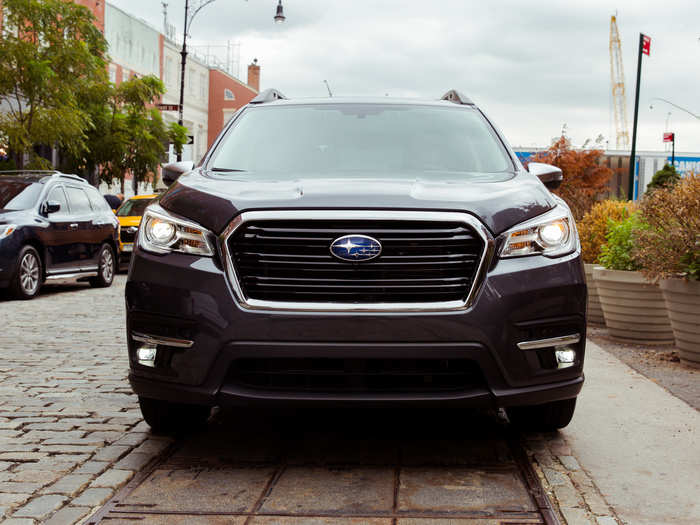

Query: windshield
[208,104,512,177]
[117,197,155,217]
[0,180,44,210]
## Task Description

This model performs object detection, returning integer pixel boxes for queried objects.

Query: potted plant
[635,174,700,368]
[578,200,635,326]
[593,212,674,343]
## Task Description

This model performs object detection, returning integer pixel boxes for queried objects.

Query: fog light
[137,346,157,367]
[555,348,576,369]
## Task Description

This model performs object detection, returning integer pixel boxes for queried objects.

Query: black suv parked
[0,171,119,299]
[126,90,586,432]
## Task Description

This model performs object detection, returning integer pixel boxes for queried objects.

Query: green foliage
[681,247,700,281]
[61,76,188,193]
[599,213,646,271]
[0,0,108,168]
[0,158,17,170]
[645,164,681,194]
[578,199,635,263]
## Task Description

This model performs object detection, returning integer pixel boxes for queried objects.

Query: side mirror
[43,201,61,215]
[162,161,195,186]
[528,162,563,190]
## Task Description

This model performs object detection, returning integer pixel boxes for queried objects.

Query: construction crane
[610,15,630,150]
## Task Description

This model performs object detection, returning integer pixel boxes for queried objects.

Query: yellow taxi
[115,194,158,268]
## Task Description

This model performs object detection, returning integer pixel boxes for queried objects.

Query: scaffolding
[610,15,630,149]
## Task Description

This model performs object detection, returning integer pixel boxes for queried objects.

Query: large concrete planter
[593,268,674,344]
[660,278,700,369]
[584,263,605,326]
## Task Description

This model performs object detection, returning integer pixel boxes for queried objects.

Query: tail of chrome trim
[45,271,98,283]
[517,334,581,350]
[219,210,494,313]
[131,331,194,349]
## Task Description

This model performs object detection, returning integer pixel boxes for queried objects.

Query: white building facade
[161,40,210,165]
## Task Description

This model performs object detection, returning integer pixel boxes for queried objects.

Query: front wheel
[138,396,211,434]
[10,246,42,300]
[89,243,115,288]
[506,398,577,431]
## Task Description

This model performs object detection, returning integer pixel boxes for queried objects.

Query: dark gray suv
[126,90,586,432]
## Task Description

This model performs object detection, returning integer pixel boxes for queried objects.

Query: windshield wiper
[209,167,247,172]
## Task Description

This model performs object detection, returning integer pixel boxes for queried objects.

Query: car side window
[85,186,111,213]
[46,186,70,217]
[64,187,93,215]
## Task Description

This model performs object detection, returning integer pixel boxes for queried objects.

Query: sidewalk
[564,340,699,525]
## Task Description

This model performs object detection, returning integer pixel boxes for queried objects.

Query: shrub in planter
[645,164,681,195]
[594,213,674,343]
[578,200,635,325]
[636,174,700,367]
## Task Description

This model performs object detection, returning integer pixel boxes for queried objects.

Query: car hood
[0,210,28,224]
[118,216,142,228]
[159,169,556,236]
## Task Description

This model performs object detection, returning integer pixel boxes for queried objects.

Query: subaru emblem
[330,235,382,262]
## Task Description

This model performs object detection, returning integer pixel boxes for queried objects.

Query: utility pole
[177,0,189,162]
[628,33,651,200]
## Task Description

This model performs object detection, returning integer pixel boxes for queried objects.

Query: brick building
[208,61,260,147]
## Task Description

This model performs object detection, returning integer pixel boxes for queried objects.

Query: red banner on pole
[642,34,651,56]
[663,132,674,143]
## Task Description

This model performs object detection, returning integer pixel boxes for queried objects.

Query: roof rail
[249,88,288,104]
[440,89,474,106]
[0,170,56,174]
[52,172,85,182]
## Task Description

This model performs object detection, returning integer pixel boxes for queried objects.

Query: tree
[118,76,188,194]
[0,0,108,169]
[62,76,187,193]
[644,164,681,195]
[528,134,614,220]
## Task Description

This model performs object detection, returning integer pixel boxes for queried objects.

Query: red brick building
[207,62,260,147]
[75,0,104,31]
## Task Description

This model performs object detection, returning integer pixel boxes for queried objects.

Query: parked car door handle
[70,223,79,229]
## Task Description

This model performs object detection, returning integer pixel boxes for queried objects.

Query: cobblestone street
[0,277,695,524]
[0,277,173,524]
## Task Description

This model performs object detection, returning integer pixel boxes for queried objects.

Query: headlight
[499,205,577,258]
[0,224,16,239]
[138,204,214,256]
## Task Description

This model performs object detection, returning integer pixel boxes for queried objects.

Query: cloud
[108,0,700,151]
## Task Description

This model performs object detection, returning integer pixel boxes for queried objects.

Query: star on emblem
[338,238,359,254]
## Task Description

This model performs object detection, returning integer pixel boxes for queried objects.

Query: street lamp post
[649,97,700,120]
[176,0,285,161]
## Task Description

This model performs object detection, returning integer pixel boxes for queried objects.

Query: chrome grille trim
[219,210,494,312]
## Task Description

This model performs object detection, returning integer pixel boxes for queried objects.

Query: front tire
[89,243,115,288]
[10,246,42,300]
[506,397,577,431]
[138,396,211,434]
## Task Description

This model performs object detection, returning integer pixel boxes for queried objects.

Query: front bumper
[126,245,586,408]
[0,235,22,288]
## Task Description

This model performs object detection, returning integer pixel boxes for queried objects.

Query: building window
[108,64,117,84]
[122,69,129,83]
[224,88,235,100]
[200,74,206,99]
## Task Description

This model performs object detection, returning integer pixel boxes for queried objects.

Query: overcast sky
[109,0,700,153]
